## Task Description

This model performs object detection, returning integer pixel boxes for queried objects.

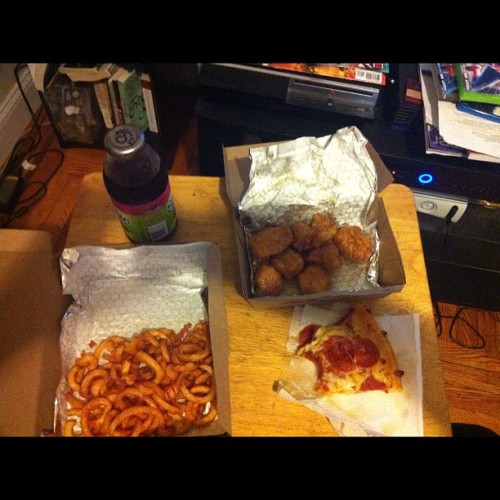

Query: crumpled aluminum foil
[238,127,380,294]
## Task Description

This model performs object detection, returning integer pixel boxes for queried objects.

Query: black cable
[434,301,487,349]
[0,63,65,227]
[441,204,457,262]
[432,207,455,338]
[14,148,65,204]
[448,307,486,349]
[0,64,43,185]
[13,63,42,152]
[433,300,443,337]
[432,205,487,349]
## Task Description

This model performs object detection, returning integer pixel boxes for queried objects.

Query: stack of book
[420,63,500,163]
[58,63,160,134]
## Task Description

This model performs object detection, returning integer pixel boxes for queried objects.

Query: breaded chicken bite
[310,212,338,248]
[297,264,332,294]
[305,242,343,272]
[291,221,314,252]
[248,224,294,262]
[333,225,372,263]
[254,263,284,296]
[271,247,305,279]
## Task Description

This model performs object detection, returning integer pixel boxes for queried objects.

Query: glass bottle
[103,124,177,242]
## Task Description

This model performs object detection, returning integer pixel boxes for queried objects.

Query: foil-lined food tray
[53,242,229,437]
[237,127,381,296]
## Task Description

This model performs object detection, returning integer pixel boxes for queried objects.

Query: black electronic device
[417,200,499,311]
[0,175,24,214]
[198,63,382,120]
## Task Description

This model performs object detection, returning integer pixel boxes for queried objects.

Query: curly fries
[62,320,217,437]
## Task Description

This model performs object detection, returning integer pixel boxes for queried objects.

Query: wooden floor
[4,112,499,436]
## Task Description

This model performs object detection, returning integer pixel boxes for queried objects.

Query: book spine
[107,75,123,125]
[117,70,149,132]
[93,80,114,129]
[140,74,160,134]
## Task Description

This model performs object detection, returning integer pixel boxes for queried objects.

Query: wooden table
[65,173,452,436]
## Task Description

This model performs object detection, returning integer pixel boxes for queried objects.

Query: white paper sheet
[438,100,500,158]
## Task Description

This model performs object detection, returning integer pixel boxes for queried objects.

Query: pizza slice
[295,304,404,395]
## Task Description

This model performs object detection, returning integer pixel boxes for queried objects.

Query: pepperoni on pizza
[295,304,404,395]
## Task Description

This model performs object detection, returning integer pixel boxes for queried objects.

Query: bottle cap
[104,124,145,157]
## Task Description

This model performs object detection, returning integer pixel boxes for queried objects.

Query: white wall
[0,63,41,173]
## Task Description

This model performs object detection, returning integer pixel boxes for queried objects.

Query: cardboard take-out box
[0,229,70,436]
[0,229,231,437]
[223,138,406,309]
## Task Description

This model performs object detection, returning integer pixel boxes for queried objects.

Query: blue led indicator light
[418,173,433,184]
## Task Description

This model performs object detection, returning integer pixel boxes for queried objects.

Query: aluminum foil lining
[238,126,380,293]
[239,126,377,229]
[55,243,213,433]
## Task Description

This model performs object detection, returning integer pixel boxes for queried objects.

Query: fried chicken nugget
[271,247,305,279]
[291,221,313,252]
[254,263,284,296]
[248,225,294,262]
[305,242,343,272]
[333,225,373,264]
[292,213,338,252]
[297,264,332,295]
[310,212,338,248]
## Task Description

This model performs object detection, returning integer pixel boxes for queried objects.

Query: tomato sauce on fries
[61,320,217,437]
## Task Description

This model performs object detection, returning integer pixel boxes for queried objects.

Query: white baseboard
[0,66,42,173]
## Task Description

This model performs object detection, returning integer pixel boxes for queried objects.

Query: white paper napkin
[278,303,424,437]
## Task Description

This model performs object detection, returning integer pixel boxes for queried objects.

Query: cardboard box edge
[206,242,232,435]
[0,229,69,436]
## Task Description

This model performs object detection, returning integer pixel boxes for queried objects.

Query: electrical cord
[0,63,65,227]
[14,63,42,150]
[432,204,487,349]
[433,300,487,349]
[11,148,65,216]
[0,64,42,183]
